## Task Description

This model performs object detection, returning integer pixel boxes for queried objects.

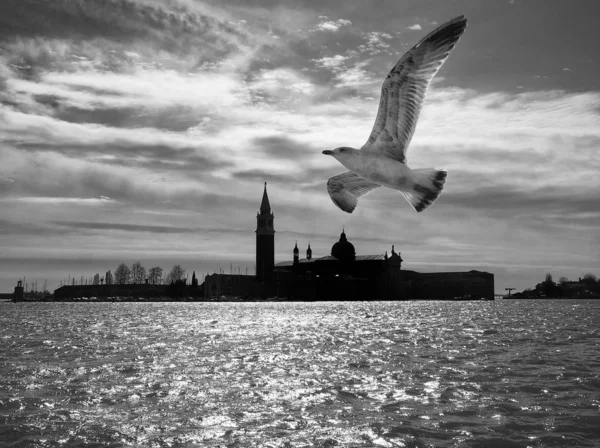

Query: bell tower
[256,182,275,282]
[293,241,299,266]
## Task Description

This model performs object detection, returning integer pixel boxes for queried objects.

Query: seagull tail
[401,168,447,212]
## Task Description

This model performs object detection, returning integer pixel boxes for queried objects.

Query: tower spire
[260,182,271,213]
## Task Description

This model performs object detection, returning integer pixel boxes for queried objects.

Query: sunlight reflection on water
[1,300,599,447]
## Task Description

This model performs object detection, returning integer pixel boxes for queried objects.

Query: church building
[203,182,494,300]
[273,231,404,300]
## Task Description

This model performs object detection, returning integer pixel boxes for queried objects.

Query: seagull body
[323,15,468,213]
[327,149,412,190]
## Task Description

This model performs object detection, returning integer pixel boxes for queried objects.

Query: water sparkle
[1,300,599,447]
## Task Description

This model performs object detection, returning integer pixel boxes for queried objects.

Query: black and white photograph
[1,0,599,446]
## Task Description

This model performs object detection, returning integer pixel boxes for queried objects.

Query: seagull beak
[322,150,334,156]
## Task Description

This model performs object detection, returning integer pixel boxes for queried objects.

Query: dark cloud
[233,170,294,185]
[440,184,600,217]
[0,177,18,195]
[450,148,557,166]
[252,135,318,160]
[10,140,231,176]
[52,220,195,233]
[52,105,203,132]
[0,0,248,81]
[0,170,254,212]
[0,156,162,205]
[0,0,242,50]
[231,165,336,188]
[0,219,70,236]
[51,220,253,235]
[99,155,226,177]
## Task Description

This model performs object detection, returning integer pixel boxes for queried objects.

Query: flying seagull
[323,15,467,213]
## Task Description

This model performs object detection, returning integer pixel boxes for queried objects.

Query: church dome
[331,230,355,262]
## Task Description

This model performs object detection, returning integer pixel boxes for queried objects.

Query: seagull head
[322,147,354,159]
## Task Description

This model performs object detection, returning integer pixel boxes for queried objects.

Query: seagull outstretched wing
[361,15,467,163]
[326,171,381,213]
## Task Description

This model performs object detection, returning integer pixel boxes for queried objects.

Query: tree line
[524,272,600,298]
[61,262,202,287]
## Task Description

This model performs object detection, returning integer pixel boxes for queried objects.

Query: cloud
[407,24,422,31]
[52,220,197,234]
[9,69,245,111]
[251,135,318,161]
[0,0,246,59]
[0,219,69,236]
[0,108,233,179]
[0,143,216,208]
[358,32,393,55]
[13,197,117,205]
[0,0,303,90]
[248,67,317,99]
[333,62,378,89]
[314,19,352,32]
[313,54,349,70]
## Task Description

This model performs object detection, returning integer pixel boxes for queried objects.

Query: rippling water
[1,300,599,447]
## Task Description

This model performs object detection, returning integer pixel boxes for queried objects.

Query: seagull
[323,15,467,213]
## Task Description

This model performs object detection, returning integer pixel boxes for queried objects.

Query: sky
[1,0,599,294]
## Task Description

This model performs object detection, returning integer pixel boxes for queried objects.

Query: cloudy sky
[1,0,599,294]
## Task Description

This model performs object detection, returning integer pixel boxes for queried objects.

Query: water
[1,300,599,447]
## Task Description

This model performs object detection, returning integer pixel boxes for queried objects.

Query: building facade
[202,182,495,301]
[274,231,405,300]
[402,270,495,300]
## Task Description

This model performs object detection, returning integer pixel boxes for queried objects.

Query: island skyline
[1,0,600,295]
[2,181,597,298]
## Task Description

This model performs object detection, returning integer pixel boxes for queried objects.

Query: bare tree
[105,270,113,285]
[93,273,100,285]
[148,266,163,285]
[131,261,146,284]
[583,273,597,284]
[165,265,186,284]
[114,263,131,285]
[558,276,569,285]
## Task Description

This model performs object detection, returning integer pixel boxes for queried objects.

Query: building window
[268,219,272,226]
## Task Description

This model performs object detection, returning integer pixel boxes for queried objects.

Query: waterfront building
[53,279,203,301]
[204,183,494,300]
[402,270,495,300]
[273,231,404,300]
